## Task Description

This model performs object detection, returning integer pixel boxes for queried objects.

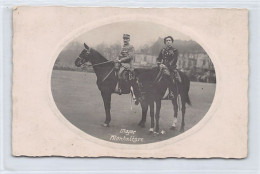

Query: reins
[92,61,115,83]
[78,57,114,68]
[78,51,115,83]
[100,67,115,83]
[78,47,114,68]
[91,60,114,67]
[79,57,132,84]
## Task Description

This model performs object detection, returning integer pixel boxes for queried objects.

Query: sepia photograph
[51,21,216,144]
[2,0,258,173]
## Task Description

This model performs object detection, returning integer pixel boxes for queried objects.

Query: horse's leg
[170,97,178,130]
[155,100,161,133]
[130,79,142,105]
[138,101,148,128]
[180,93,186,132]
[149,101,155,132]
[101,91,112,127]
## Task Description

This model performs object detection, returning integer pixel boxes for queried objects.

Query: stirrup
[134,97,142,105]
[162,92,174,100]
[114,88,122,95]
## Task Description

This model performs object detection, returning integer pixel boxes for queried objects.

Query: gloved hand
[159,64,166,68]
[114,59,121,63]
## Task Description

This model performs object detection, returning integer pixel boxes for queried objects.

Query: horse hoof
[101,123,109,127]
[170,126,176,130]
[153,131,160,136]
[161,130,166,135]
[149,128,154,133]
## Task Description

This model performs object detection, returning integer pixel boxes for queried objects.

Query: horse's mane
[90,48,109,62]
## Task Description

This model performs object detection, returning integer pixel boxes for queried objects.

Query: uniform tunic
[157,45,178,70]
[118,44,135,71]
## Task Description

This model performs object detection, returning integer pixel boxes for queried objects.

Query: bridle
[77,48,115,83]
[77,48,114,67]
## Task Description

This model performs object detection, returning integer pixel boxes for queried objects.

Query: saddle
[154,68,181,84]
[117,69,135,94]
[114,61,136,94]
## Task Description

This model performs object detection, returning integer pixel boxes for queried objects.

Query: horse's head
[75,43,91,67]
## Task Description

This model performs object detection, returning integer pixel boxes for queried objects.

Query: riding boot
[114,82,122,95]
[163,75,175,100]
[114,71,122,95]
[131,79,143,105]
[163,88,175,100]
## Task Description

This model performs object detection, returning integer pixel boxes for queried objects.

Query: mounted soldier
[157,36,181,100]
[114,34,141,104]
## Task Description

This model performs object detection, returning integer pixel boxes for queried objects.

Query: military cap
[123,34,130,39]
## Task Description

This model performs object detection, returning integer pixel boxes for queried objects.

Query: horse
[134,67,191,133]
[75,43,140,127]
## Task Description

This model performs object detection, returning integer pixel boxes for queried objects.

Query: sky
[75,21,192,49]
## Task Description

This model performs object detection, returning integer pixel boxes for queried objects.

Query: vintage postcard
[12,7,248,158]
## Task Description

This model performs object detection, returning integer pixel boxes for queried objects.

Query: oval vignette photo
[51,21,216,144]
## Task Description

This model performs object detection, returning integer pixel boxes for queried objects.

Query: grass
[51,70,216,144]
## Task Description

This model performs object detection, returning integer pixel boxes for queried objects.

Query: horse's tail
[180,71,192,106]
[186,76,191,106]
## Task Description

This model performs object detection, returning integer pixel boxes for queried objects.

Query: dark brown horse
[135,67,191,133]
[75,43,139,127]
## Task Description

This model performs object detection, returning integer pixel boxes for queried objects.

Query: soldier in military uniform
[114,34,141,104]
[156,36,180,99]
[117,34,135,72]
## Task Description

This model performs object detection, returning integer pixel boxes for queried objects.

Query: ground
[51,70,216,144]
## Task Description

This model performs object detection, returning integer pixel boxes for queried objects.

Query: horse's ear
[84,43,89,50]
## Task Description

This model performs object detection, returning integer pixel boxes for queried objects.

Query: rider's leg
[163,67,175,100]
[114,69,122,94]
[166,74,175,99]
[174,69,181,83]
[131,80,142,105]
